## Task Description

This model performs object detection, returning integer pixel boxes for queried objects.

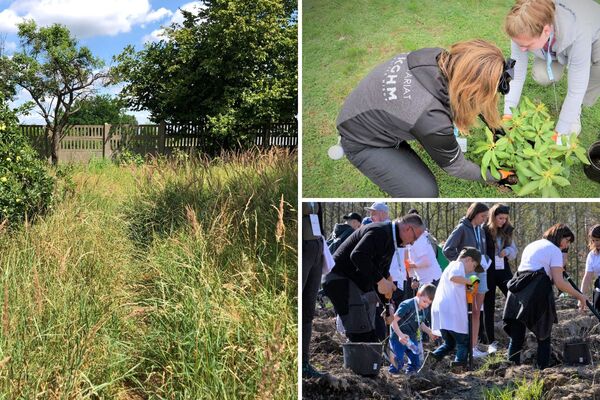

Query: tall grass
[0,148,297,399]
[124,149,297,398]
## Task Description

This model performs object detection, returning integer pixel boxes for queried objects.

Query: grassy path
[0,151,297,399]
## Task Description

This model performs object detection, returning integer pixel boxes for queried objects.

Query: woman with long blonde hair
[503,0,600,141]
[336,39,515,197]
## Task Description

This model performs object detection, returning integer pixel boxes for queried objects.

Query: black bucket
[342,342,382,376]
[584,141,600,183]
[563,340,591,365]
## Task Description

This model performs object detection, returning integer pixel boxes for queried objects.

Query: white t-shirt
[585,250,600,275]
[518,239,564,279]
[431,260,468,335]
[389,247,406,283]
[409,232,442,284]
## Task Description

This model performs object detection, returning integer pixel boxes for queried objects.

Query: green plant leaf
[517,179,541,196]
[481,150,492,180]
[551,175,570,187]
[515,163,534,178]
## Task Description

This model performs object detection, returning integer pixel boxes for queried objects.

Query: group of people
[335,0,600,197]
[302,201,600,378]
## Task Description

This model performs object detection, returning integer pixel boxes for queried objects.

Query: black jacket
[331,222,396,293]
[502,269,557,340]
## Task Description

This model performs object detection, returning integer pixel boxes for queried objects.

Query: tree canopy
[113,0,297,138]
[0,20,107,164]
[68,94,137,125]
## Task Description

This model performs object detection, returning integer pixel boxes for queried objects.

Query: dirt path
[303,295,600,399]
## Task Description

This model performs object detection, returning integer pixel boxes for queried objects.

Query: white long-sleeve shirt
[504,0,600,134]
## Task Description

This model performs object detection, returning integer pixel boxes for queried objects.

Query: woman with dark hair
[482,204,518,353]
[503,224,587,369]
[443,202,490,358]
[579,224,600,311]
[335,39,515,197]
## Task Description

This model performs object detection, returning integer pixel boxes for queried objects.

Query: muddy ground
[303,294,600,399]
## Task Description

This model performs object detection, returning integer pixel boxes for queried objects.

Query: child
[388,284,437,374]
[580,225,600,311]
[430,247,484,367]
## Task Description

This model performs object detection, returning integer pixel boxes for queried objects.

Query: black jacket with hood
[337,48,493,182]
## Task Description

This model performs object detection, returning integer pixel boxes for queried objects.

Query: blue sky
[1,0,205,124]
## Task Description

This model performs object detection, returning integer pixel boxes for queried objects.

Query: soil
[303,294,600,399]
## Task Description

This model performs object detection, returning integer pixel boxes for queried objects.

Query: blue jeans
[388,335,421,373]
[433,329,469,363]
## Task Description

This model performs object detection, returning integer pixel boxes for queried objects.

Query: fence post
[103,123,111,159]
[158,121,166,154]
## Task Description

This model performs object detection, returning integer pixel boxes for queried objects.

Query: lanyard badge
[544,30,555,82]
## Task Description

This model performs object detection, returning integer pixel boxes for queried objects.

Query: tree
[113,0,297,145]
[0,93,54,224]
[68,94,137,125]
[0,20,107,164]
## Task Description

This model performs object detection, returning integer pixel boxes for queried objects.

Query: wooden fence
[20,122,297,163]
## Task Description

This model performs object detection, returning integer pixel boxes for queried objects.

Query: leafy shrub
[0,99,54,223]
[113,147,144,166]
[473,97,589,197]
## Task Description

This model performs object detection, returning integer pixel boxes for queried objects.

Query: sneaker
[488,341,499,354]
[302,362,325,379]
[472,347,488,359]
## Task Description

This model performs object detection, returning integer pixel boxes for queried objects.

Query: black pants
[341,137,439,197]
[302,239,324,363]
[507,319,551,369]
[482,267,512,343]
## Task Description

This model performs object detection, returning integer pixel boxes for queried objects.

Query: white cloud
[0,8,22,32]
[0,0,173,38]
[171,1,204,25]
[142,28,166,44]
[142,1,204,44]
[144,7,172,23]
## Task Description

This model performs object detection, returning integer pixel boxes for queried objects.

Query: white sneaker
[488,341,499,354]
[472,347,488,359]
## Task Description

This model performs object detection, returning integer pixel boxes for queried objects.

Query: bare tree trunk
[49,126,60,165]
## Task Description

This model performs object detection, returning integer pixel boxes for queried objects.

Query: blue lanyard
[542,30,555,82]
[473,226,481,249]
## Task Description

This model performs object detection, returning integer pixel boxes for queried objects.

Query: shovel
[563,271,600,322]
[466,280,479,370]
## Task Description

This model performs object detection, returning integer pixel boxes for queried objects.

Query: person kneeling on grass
[335,39,516,197]
[429,247,484,368]
[388,284,438,374]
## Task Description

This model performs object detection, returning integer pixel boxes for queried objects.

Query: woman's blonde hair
[505,0,555,38]
[437,39,504,132]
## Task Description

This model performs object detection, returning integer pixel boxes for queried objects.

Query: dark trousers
[433,329,469,363]
[482,268,512,343]
[507,319,551,369]
[302,239,324,363]
[341,137,439,197]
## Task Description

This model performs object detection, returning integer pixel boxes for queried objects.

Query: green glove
[469,275,480,285]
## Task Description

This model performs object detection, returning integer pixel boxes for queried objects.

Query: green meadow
[0,150,297,399]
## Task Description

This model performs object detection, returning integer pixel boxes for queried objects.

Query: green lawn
[302,0,600,197]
